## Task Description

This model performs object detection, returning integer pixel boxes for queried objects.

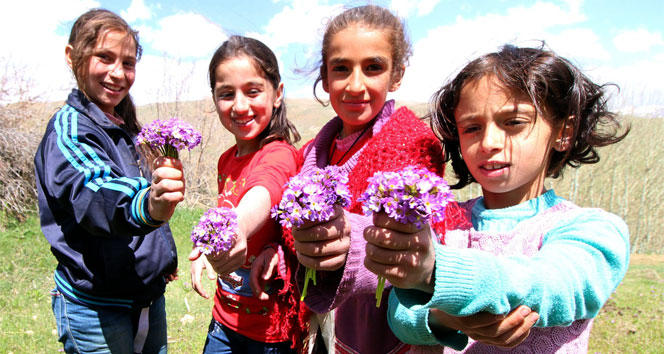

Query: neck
[236,138,260,157]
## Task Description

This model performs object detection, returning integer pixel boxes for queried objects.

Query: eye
[331,64,349,73]
[365,63,385,72]
[247,88,262,96]
[217,91,233,100]
[459,124,480,134]
[123,60,136,69]
[95,53,112,62]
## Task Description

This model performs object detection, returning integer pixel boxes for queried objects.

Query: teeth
[485,164,505,170]
[101,82,121,91]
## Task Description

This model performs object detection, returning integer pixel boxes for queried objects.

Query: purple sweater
[297,100,443,354]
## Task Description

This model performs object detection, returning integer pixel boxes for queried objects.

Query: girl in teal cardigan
[363,44,630,353]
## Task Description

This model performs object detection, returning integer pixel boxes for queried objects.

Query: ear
[321,76,329,94]
[65,44,74,69]
[554,116,575,152]
[273,82,284,109]
[389,65,405,92]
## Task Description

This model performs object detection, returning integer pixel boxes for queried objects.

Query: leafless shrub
[0,107,40,222]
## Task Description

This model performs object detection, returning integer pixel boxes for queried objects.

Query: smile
[232,116,254,125]
[101,82,123,92]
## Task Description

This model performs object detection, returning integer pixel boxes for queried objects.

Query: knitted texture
[410,199,595,354]
[346,106,445,213]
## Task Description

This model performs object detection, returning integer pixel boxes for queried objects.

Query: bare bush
[0,107,40,222]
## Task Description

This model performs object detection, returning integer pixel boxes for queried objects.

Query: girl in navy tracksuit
[34,9,185,354]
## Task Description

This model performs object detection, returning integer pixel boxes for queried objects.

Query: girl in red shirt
[188,35,305,353]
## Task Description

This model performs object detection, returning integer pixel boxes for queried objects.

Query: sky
[1,0,663,116]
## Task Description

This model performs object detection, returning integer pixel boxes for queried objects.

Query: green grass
[1,211,662,353]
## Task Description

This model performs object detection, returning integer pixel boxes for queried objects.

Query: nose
[346,67,365,95]
[479,123,505,153]
[232,93,250,115]
[109,61,125,79]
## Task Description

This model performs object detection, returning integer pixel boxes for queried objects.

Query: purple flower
[271,166,351,228]
[359,165,454,229]
[191,207,238,255]
[137,118,202,159]
[271,165,351,300]
[359,165,454,307]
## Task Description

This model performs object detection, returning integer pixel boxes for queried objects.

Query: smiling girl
[188,35,305,353]
[35,8,185,354]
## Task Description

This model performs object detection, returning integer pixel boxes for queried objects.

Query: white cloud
[390,0,441,17]
[247,0,344,50]
[139,12,227,59]
[0,0,100,102]
[613,28,664,53]
[132,54,211,105]
[121,0,153,23]
[394,1,602,101]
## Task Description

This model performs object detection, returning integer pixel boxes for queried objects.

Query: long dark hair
[68,8,158,166]
[430,43,629,189]
[208,35,300,147]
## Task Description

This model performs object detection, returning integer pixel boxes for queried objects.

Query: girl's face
[455,75,562,209]
[68,30,137,115]
[323,25,402,138]
[213,55,283,156]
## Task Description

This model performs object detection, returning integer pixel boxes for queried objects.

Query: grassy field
[2,98,662,353]
[0,212,662,353]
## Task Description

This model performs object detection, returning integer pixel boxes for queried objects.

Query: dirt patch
[630,254,664,266]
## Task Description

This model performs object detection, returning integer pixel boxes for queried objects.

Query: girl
[34,9,185,354]
[364,44,631,353]
[188,35,306,353]
[285,5,534,354]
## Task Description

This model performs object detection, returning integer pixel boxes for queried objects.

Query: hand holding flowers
[271,166,352,300]
[359,166,454,306]
[138,118,201,223]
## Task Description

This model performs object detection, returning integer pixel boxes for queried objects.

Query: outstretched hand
[292,204,351,271]
[148,156,185,222]
[188,249,217,299]
[363,212,436,293]
[429,305,539,348]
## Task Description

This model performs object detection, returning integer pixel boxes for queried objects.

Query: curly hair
[430,43,629,189]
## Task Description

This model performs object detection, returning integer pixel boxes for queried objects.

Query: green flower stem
[301,267,316,301]
[375,276,386,307]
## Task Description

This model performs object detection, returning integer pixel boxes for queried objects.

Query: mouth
[101,82,124,92]
[479,162,510,176]
[232,116,255,126]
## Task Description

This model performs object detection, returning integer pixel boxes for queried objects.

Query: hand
[249,247,279,300]
[204,232,248,277]
[363,212,436,292]
[292,204,350,271]
[164,268,179,284]
[188,249,217,299]
[148,156,185,222]
[429,305,540,348]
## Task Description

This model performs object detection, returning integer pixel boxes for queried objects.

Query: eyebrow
[328,56,389,65]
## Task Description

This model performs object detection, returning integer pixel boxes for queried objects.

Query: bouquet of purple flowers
[359,165,454,306]
[271,166,352,300]
[191,207,238,255]
[137,117,202,159]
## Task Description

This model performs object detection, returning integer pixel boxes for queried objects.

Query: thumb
[188,248,201,261]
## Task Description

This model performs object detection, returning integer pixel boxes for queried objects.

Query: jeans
[51,288,167,354]
[203,319,295,354]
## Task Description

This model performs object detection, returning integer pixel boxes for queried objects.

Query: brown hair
[67,9,157,166]
[313,5,412,103]
[430,43,629,189]
[208,35,300,147]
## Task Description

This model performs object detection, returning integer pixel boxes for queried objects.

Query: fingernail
[529,313,540,323]
[520,307,532,316]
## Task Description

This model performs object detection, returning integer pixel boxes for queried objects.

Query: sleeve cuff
[132,187,165,228]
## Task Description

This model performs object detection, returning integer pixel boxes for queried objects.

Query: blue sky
[1,0,663,116]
